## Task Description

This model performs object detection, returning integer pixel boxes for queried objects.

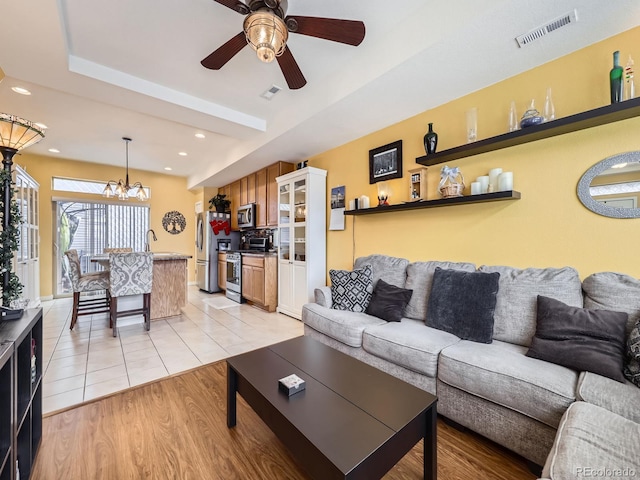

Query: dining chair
[64,249,110,330]
[103,248,133,253]
[108,252,153,337]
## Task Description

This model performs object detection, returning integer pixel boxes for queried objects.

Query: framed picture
[369,140,403,184]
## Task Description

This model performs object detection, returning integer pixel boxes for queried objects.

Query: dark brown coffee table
[227,336,437,479]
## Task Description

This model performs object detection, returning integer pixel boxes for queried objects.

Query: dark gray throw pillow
[623,318,640,387]
[330,264,373,312]
[426,267,500,343]
[526,295,628,382]
[365,279,413,322]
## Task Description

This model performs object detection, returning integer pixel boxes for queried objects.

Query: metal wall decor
[162,211,187,234]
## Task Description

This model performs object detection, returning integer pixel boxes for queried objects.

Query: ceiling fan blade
[276,46,307,90]
[285,16,365,46]
[212,0,250,15]
[201,32,248,70]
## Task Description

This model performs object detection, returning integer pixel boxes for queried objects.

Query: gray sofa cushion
[527,295,628,382]
[542,402,640,479]
[354,254,409,288]
[577,371,640,424]
[404,261,476,321]
[583,271,640,334]
[438,340,577,428]
[302,303,386,348]
[479,265,583,346]
[362,318,460,377]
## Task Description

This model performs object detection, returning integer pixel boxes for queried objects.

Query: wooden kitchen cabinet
[218,253,227,291]
[256,168,268,227]
[230,180,241,231]
[267,162,294,226]
[241,254,277,312]
[240,176,248,206]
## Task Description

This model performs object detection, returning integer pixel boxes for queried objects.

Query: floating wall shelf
[344,191,521,216]
[416,97,640,167]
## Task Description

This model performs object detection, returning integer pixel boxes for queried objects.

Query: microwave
[237,203,256,229]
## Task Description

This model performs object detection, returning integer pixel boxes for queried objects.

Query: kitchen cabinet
[230,180,241,231]
[13,166,40,306]
[241,254,277,312]
[240,176,248,206]
[255,168,268,227]
[240,173,256,205]
[277,167,327,319]
[267,162,294,226]
[0,308,43,480]
[218,252,227,291]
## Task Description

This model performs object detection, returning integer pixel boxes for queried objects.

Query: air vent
[260,84,282,100]
[516,10,578,48]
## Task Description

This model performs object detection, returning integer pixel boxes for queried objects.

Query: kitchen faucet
[145,229,157,252]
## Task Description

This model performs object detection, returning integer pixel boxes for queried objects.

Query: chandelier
[243,9,288,63]
[102,137,148,201]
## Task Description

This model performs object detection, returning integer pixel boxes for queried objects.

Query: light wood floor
[32,361,536,480]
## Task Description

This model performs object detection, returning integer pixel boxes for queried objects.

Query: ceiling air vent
[260,85,282,100]
[515,9,578,48]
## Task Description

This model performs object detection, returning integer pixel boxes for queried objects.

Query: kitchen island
[91,252,192,320]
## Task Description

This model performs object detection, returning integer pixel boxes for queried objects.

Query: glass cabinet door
[279,183,290,225]
[279,226,290,261]
[293,179,306,222]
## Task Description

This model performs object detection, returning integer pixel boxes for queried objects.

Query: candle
[470,182,482,195]
[489,168,503,192]
[476,176,489,194]
[359,195,370,208]
[498,172,514,191]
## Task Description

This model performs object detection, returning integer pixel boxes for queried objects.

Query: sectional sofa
[301,254,640,477]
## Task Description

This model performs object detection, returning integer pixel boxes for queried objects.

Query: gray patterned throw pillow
[625,319,640,387]
[330,265,374,312]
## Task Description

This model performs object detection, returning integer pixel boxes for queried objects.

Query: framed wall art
[369,140,403,184]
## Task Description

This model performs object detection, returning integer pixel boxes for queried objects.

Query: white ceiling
[1,0,639,189]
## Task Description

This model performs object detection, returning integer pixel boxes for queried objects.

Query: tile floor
[41,287,304,415]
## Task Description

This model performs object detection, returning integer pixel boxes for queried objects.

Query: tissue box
[278,374,306,396]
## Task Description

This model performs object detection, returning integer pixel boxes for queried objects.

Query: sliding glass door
[54,200,150,296]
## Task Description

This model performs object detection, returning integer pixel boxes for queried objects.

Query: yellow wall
[14,153,199,298]
[310,27,640,279]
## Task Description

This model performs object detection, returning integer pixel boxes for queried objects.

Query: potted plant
[0,167,23,309]
[209,194,231,213]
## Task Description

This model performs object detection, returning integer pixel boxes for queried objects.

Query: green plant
[209,194,231,212]
[0,168,23,306]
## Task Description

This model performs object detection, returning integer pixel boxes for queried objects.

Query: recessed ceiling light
[11,87,31,95]
[35,122,48,130]
[164,167,173,171]
[48,148,60,153]
[178,152,187,156]
[195,133,206,139]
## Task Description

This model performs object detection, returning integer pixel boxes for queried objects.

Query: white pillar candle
[489,168,503,192]
[498,172,514,191]
[359,195,370,208]
[470,182,481,195]
[476,176,489,194]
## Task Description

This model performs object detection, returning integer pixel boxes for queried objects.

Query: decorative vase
[610,50,624,104]
[520,100,544,128]
[423,123,438,155]
[508,101,519,132]
[625,54,635,100]
[544,87,555,121]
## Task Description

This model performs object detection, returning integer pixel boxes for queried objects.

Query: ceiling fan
[201,0,366,90]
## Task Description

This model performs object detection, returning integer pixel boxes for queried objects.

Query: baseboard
[40,295,53,301]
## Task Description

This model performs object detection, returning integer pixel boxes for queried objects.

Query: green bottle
[610,50,624,104]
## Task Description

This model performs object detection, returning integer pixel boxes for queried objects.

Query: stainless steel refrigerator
[196,211,239,293]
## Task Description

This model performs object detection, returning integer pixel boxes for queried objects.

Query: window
[52,177,150,199]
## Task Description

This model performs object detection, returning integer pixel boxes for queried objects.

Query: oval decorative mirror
[577,151,640,219]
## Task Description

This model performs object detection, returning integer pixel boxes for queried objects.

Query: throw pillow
[330,265,374,312]
[624,318,640,387]
[526,295,628,382]
[426,268,500,343]
[365,279,413,322]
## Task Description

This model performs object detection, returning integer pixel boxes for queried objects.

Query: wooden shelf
[344,191,521,216]
[416,97,640,166]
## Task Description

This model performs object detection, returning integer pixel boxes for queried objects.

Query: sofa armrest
[314,286,332,308]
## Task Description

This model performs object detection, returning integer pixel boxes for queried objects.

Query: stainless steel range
[226,252,243,303]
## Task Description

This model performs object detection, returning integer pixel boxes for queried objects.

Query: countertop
[91,252,192,262]
[223,250,277,256]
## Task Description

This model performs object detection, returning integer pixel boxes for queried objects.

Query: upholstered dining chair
[64,249,110,330]
[103,247,133,253]
[108,252,153,337]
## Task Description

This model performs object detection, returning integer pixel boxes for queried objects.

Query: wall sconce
[377,181,390,206]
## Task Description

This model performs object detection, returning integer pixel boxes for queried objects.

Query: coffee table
[227,336,437,479]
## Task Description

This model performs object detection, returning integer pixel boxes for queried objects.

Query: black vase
[423,123,438,155]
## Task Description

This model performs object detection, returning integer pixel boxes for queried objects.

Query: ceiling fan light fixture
[244,10,288,64]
